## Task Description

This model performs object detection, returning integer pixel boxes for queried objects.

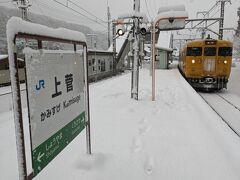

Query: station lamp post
[151,5,188,101]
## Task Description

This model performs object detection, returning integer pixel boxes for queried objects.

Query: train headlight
[192,59,195,64]
[224,60,227,64]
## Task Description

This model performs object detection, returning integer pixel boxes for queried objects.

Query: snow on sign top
[154,4,188,25]
[6,17,87,43]
[154,11,188,23]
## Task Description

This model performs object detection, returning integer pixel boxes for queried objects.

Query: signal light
[116,24,126,36]
[139,24,148,35]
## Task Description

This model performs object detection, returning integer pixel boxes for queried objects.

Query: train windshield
[204,47,216,56]
[218,47,232,56]
[186,47,202,56]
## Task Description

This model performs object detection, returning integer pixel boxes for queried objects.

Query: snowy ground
[228,61,240,96]
[1,64,240,180]
[199,61,240,136]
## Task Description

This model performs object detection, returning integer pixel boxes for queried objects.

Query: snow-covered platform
[1,65,240,180]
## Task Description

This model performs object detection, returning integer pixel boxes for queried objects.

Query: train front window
[204,47,216,56]
[218,47,232,56]
[186,47,202,56]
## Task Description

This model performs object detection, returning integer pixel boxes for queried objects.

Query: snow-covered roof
[88,49,113,54]
[6,17,87,44]
[0,55,8,60]
[156,32,173,52]
[155,45,173,52]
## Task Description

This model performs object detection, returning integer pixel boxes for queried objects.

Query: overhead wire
[51,0,108,29]
[67,0,107,23]
[0,0,12,3]
[34,0,79,23]
[144,0,153,20]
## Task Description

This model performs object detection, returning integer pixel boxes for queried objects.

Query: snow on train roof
[6,17,87,43]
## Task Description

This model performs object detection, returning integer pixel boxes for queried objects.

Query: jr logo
[36,80,45,91]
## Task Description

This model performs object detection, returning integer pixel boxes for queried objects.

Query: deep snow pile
[1,65,240,180]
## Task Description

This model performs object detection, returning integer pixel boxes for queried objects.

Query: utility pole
[112,23,117,75]
[107,2,111,48]
[131,0,140,100]
[218,0,225,40]
[218,0,231,40]
[236,7,240,37]
[19,0,29,20]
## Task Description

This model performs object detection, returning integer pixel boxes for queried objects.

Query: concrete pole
[132,18,140,100]
[20,0,28,20]
[218,0,225,40]
[131,0,140,100]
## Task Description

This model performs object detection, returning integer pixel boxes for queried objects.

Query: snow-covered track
[199,92,240,137]
[216,93,240,112]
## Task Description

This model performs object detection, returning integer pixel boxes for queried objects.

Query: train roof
[185,39,233,47]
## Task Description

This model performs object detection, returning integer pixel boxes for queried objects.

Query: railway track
[216,94,240,112]
[199,92,240,137]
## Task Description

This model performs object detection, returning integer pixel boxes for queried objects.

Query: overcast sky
[0,0,240,37]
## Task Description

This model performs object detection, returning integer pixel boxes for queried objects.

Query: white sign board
[24,49,86,176]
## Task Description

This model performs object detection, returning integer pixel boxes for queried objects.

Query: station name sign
[25,50,86,176]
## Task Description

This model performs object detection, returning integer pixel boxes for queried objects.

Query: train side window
[218,47,232,56]
[92,58,95,65]
[204,47,216,56]
[186,47,202,56]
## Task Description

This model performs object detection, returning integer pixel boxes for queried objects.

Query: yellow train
[178,38,233,91]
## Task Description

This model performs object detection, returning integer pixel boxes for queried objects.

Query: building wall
[87,52,114,81]
[155,49,171,69]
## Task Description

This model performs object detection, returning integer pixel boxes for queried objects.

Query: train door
[203,46,217,76]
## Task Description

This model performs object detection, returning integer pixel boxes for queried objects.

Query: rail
[198,93,240,138]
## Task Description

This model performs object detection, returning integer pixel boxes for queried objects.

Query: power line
[34,0,79,22]
[32,0,46,18]
[144,0,153,20]
[0,0,12,3]
[51,0,107,29]
[68,0,107,23]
